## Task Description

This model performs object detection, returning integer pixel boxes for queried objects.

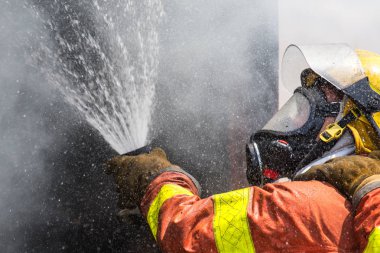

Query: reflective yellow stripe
[364,227,380,253]
[213,188,255,253]
[147,184,194,240]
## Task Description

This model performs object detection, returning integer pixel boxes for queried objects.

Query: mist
[0,1,53,250]
[154,0,278,193]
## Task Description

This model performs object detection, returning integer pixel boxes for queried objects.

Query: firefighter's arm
[139,170,219,252]
[295,152,380,252]
[140,169,258,253]
[105,148,214,252]
[106,148,255,252]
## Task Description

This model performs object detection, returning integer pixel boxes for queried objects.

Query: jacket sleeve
[139,170,355,253]
[354,188,380,252]
[139,169,218,253]
[139,168,256,253]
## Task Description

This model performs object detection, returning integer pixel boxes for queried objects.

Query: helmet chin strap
[294,132,356,177]
[292,106,362,179]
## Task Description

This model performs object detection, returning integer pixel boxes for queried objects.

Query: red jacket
[140,170,379,252]
[354,188,380,252]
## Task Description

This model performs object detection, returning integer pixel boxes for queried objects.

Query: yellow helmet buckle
[320,123,345,143]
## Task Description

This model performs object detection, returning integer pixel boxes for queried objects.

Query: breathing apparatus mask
[246,44,380,186]
[246,69,341,185]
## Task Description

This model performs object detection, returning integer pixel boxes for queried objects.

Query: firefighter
[107,44,380,252]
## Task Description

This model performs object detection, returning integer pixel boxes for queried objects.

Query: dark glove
[106,148,175,210]
[294,151,380,205]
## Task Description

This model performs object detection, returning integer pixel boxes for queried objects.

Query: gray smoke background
[0,0,277,252]
[154,0,277,193]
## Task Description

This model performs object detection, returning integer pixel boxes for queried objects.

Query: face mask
[246,85,341,186]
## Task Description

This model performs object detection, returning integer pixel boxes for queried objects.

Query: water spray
[32,0,163,155]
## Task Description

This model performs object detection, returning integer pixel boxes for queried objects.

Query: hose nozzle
[122,143,153,156]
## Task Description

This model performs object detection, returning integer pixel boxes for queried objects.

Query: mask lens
[263,92,311,133]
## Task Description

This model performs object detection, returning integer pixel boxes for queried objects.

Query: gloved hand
[106,148,175,210]
[294,151,380,205]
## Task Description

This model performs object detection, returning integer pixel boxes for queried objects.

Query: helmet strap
[319,107,361,142]
[293,107,362,174]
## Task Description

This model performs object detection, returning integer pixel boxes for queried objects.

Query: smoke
[0,0,277,252]
[0,1,53,250]
[0,1,155,252]
[154,0,278,193]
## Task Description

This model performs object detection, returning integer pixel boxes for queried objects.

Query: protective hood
[282,44,366,92]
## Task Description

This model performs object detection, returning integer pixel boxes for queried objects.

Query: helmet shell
[282,44,366,92]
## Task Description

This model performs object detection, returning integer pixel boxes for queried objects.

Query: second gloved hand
[294,151,380,200]
[106,148,175,210]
